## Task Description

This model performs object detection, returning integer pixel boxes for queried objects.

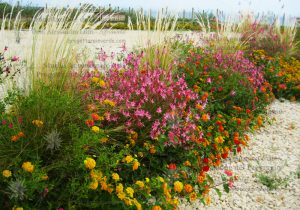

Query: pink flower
[156,107,162,113]
[11,56,19,62]
[206,77,212,83]
[228,180,234,188]
[224,170,233,176]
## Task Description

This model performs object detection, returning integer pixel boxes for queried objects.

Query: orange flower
[201,114,210,122]
[197,175,205,183]
[184,184,193,193]
[152,206,162,210]
[190,192,197,201]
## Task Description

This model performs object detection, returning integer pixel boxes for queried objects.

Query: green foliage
[256,173,289,190]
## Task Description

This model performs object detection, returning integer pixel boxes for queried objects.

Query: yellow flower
[2,170,12,178]
[98,80,106,88]
[84,157,96,170]
[152,206,162,210]
[126,187,134,198]
[145,177,150,183]
[91,77,100,83]
[135,181,145,189]
[41,175,49,180]
[103,99,116,107]
[90,170,102,181]
[133,198,142,210]
[112,173,120,181]
[32,120,43,127]
[124,155,134,163]
[22,162,34,173]
[117,191,126,200]
[89,180,98,190]
[12,208,23,210]
[124,198,133,206]
[174,181,183,193]
[116,183,124,193]
[91,126,101,133]
[100,137,108,143]
[132,160,140,171]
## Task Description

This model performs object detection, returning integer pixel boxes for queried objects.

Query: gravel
[181,100,300,210]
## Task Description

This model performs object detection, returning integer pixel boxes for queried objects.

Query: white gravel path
[181,100,300,210]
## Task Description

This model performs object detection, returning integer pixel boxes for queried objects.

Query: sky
[7,0,300,16]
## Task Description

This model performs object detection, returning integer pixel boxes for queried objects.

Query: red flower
[237,147,242,153]
[167,163,177,170]
[202,165,210,172]
[222,153,228,159]
[234,138,240,145]
[218,125,224,132]
[203,158,209,164]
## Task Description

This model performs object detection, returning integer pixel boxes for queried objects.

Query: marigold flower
[184,184,193,193]
[91,126,101,133]
[32,120,43,127]
[89,180,98,190]
[174,181,183,193]
[117,191,126,200]
[116,183,124,193]
[135,180,145,189]
[124,155,134,163]
[152,206,162,210]
[112,173,120,181]
[126,187,134,198]
[132,160,140,171]
[190,192,197,201]
[99,137,108,143]
[22,162,34,173]
[2,169,12,178]
[84,157,96,170]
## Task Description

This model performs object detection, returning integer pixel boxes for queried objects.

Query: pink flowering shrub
[81,52,203,146]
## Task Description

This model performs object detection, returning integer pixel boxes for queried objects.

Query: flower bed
[0,32,298,209]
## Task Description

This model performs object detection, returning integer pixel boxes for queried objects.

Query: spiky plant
[44,129,62,152]
[8,179,27,201]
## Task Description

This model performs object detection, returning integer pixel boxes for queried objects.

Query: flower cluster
[81,52,201,146]
[250,50,300,100]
